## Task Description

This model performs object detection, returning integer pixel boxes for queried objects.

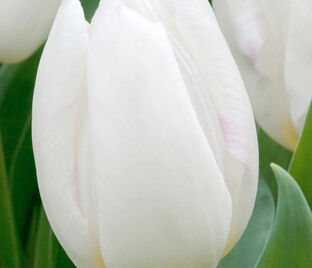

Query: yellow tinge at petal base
[213,0,312,150]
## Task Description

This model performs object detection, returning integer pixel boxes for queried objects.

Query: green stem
[0,133,20,268]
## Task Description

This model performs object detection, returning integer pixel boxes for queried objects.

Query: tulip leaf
[8,116,40,247]
[25,205,40,267]
[34,207,56,268]
[289,101,312,208]
[0,49,42,169]
[54,241,76,268]
[258,127,292,203]
[256,164,312,268]
[0,134,20,268]
[0,50,43,263]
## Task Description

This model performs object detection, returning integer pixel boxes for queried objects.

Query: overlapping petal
[32,0,93,267]
[121,0,258,254]
[213,0,310,150]
[88,2,232,266]
[33,0,259,267]
[172,0,258,254]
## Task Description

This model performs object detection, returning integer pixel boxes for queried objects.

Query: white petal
[257,0,299,149]
[214,0,287,148]
[32,0,93,267]
[114,0,258,255]
[120,1,227,169]
[213,0,298,150]
[173,0,258,255]
[0,0,61,63]
[87,2,232,267]
[127,0,259,254]
[284,0,312,134]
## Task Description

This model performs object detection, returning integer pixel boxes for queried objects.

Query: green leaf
[289,101,312,208]
[34,207,56,268]
[9,116,40,247]
[0,133,20,268]
[0,49,42,169]
[54,239,75,268]
[258,127,293,203]
[218,176,275,268]
[256,164,312,268]
[0,50,43,264]
[25,205,40,267]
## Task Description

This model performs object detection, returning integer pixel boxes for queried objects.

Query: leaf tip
[270,162,279,171]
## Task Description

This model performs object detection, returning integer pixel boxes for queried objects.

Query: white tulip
[32,0,258,267]
[0,0,61,63]
[213,0,312,150]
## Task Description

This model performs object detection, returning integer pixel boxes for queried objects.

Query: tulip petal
[256,0,299,149]
[129,0,259,254]
[119,1,229,200]
[87,2,232,267]
[284,0,312,134]
[32,0,93,267]
[0,0,61,63]
[110,0,258,255]
[213,0,299,150]
[171,0,259,255]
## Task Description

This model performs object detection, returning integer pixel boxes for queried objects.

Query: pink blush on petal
[220,116,250,169]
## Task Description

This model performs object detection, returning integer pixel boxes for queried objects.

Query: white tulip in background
[0,0,61,63]
[213,0,312,151]
[32,0,258,267]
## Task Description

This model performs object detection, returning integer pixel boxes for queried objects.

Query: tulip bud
[0,0,61,63]
[213,0,312,151]
[32,0,258,267]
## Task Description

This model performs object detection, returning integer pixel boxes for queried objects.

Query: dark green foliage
[289,101,312,209]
